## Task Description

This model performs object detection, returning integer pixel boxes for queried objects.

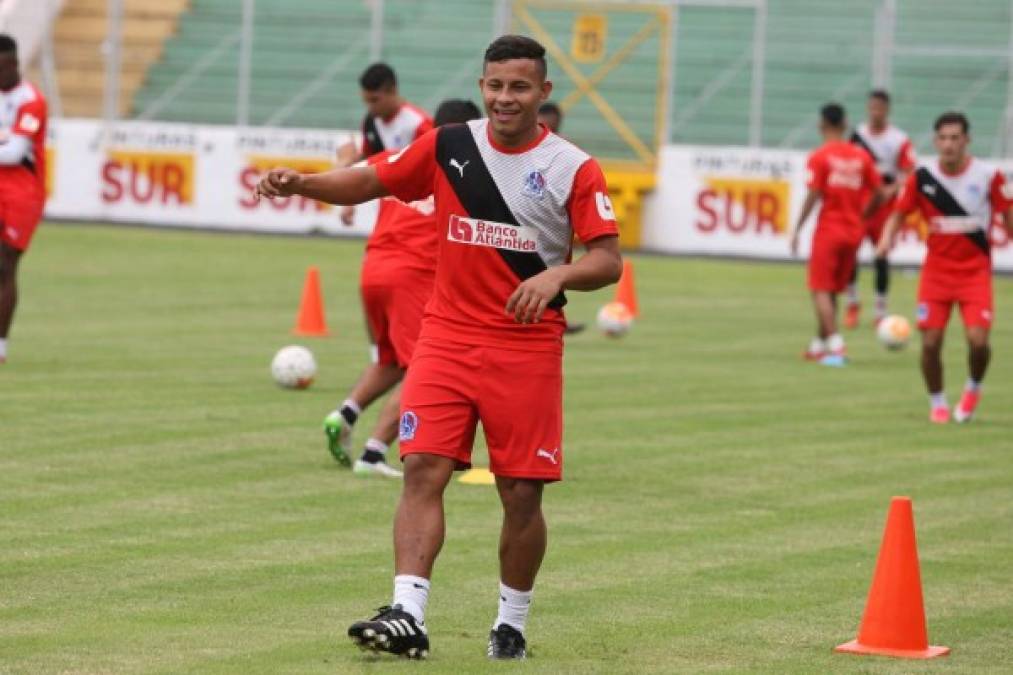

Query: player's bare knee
[497,478,543,519]
[402,454,453,497]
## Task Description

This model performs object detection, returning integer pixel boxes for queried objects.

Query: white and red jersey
[895,157,1013,274]
[850,123,915,185]
[0,79,47,200]
[374,119,618,353]
[360,101,433,158]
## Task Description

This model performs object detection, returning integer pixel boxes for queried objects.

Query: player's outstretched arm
[506,235,622,324]
[254,165,388,205]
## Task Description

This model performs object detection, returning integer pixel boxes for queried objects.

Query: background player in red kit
[323,99,482,477]
[0,35,47,365]
[877,111,1013,424]
[256,35,622,660]
[846,89,916,327]
[790,103,882,365]
[335,63,433,225]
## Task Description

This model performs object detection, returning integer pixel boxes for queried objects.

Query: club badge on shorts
[399,411,419,441]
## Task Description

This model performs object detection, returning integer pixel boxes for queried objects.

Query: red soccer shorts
[0,194,44,251]
[360,275,432,368]
[808,229,860,293]
[398,338,563,481]
[917,265,993,330]
[864,202,892,245]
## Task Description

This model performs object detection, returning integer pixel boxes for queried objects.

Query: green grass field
[3,223,1012,674]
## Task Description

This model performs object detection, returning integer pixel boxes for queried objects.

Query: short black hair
[538,101,561,118]
[359,62,396,91]
[0,34,17,56]
[869,89,890,104]
[434,98,482,126]
[820,102,846,129]
[484,35,547,78]
[934,110,969,134]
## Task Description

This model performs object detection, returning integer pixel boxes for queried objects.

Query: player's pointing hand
[255,168,303,201]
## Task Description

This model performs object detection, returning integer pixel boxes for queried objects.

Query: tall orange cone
[835,497,949,659]
[614,259,639,317]
[292,266,329,336]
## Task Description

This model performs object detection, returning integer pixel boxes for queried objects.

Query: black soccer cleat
[348,604,429,659]
[487,623,527,660]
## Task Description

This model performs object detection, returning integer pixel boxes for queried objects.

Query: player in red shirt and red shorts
[790,103,883,366]
[322,99,482,477]
[256,36,622,660]
[0,35,47,365]
[877,112,1013,424]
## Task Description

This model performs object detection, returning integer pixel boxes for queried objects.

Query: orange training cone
[614,259,639,317]
[292,266,329,336]
[835,497,949,659]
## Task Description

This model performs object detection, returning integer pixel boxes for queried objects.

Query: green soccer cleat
[323,411,353,467]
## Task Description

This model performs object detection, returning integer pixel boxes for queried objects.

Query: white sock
[808,337,826,354]
[826,333,845,353]
[0,338,6,358]
[393,575,429,624]
[875,294,887,312]
[929,392,948,409]
[365,437,389,455]
[846,284,858,304]
[493,582,533,635]
[966,378,982,393]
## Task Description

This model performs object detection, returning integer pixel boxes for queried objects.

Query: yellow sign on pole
[571,14,607,63]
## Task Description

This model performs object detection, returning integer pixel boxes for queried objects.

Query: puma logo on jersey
[449,158,470,177]
[922,184,937,196]
[536,448,560,465]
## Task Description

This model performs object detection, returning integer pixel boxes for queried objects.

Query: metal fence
[19,0,1013,155]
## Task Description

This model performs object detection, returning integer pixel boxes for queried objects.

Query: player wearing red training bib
[322,99,482,478]
[335,63,433,226]
[0,35,47,364]
[790,103,883,365]
[847,89,916,327]
[255,36,622,661]
[877,111,1013,424]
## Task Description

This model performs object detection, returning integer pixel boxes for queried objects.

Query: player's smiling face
[480,59,552,146]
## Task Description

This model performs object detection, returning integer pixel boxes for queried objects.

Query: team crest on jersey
[522,170,547,200]
[399,411,419,442]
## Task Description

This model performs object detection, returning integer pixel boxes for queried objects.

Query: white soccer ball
[597,301,634,338]
[271,345,317,389]
[877,315,912,351]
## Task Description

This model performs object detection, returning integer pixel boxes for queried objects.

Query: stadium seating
[39,0,1013,154]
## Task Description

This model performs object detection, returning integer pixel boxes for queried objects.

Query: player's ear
[541,79,553,99]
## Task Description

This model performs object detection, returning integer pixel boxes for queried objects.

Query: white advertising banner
[44,118,377,235]
[641,145,1013,271]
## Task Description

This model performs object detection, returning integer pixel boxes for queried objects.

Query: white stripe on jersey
[921,158,997,233]
[854,123,912,180]
[372,105,426,152]
[467,118,589,268]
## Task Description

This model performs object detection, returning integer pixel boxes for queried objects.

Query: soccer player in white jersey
[334,63,433,225]
[877,112,1013,423]
[256,35,622,660]
[0,35,47,364]
[846,89,916,327]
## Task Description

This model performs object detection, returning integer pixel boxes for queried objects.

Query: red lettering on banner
[101,157,194,205]
[695,186,786,235]
[101,161,122,203]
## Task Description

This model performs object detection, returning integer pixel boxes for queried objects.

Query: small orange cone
[614,259,639,317]
[292,266,329,336]
[835,497,949,659]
